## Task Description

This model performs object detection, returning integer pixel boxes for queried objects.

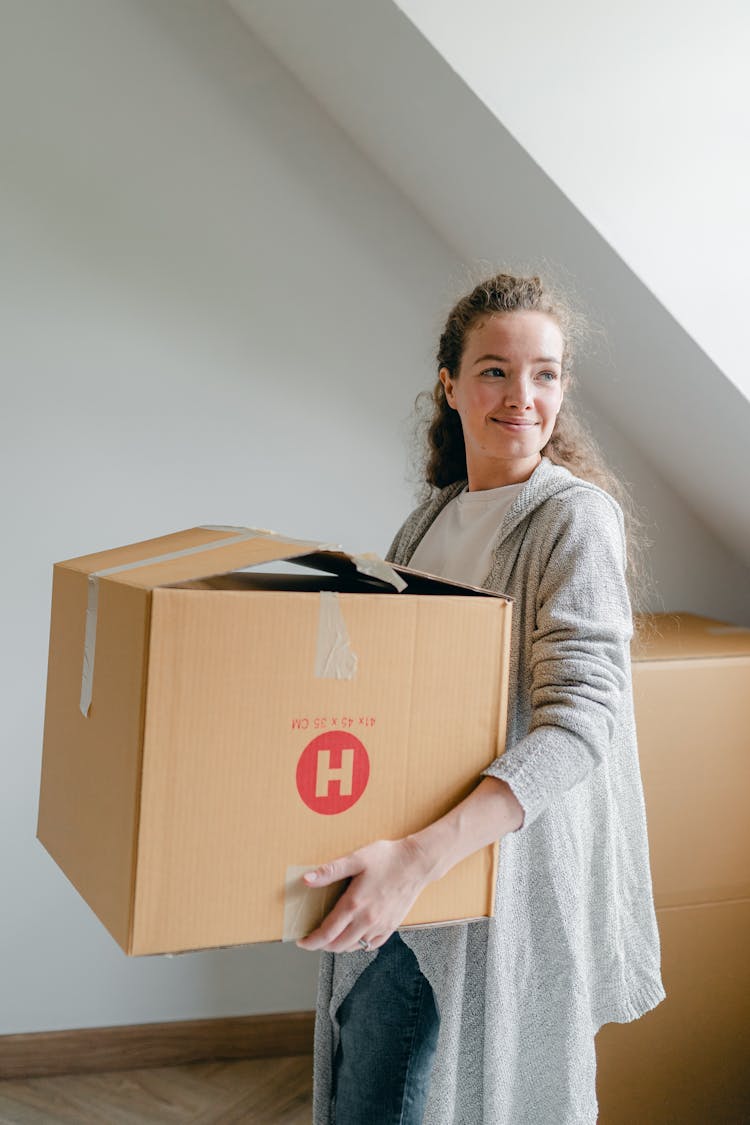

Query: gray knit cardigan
[311,457,666,1125]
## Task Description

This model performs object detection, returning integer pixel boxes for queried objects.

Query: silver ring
[358,938,372,951]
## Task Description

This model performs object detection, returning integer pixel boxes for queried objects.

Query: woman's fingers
[295,839,428,952]
[302,851,362,888]
[367,932,392,951]
[319,920,366,954]
[295,890,359,950]
[295,874,389,952]
[319,918,394,955]
[348,930,392,954]
[312,920,395,955]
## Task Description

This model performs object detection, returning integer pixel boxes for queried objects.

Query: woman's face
[440,311,565,490]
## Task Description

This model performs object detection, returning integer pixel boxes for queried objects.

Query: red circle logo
[296,731,370,815]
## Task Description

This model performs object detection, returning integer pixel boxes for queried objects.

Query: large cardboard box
[37,525,511,956]
[596,613,750,1123]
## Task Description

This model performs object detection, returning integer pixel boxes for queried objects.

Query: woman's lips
[492,418,537,428]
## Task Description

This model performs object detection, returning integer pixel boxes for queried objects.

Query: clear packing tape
[282,865,348,942]
[314,590,359,680]
[80,524,406,716]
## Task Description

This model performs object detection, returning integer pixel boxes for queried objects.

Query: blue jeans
[332,932,440,1124]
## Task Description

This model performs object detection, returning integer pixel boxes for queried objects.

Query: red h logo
[296,731,370,815]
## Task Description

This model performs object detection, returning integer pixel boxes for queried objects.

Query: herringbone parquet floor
[0,1056,313,1124]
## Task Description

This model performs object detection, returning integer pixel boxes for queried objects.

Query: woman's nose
[502,376,534,408]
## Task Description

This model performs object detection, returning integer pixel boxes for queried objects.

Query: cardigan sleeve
[481,489,634,832]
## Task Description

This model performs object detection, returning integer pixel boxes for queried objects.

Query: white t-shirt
[408,480,525,587]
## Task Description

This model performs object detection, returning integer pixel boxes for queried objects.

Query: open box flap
[68,525,406,717]
[390,563,512,600]
[61,525,407,590]
[289,554,511,600]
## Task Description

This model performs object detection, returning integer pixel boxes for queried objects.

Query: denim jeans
[332,932,440,1125]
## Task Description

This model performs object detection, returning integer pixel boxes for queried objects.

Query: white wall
[572,398,750,620]
[1,0,747,1039]
[0,0,458,1035]
[395,0,750,402]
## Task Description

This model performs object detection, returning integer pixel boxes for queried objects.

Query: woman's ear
[439,367,457,409]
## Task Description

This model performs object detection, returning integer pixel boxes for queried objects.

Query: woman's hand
[295,777,523,955]
[295,836,432,954]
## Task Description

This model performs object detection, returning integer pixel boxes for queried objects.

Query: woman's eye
[537,371,558,382]
[481,367,505,378]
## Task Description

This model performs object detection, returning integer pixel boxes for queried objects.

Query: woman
[296,273,666,1124]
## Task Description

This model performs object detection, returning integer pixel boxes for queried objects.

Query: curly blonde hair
[415,271,653,620]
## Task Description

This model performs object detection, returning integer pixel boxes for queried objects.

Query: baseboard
[0,1011,315,1081]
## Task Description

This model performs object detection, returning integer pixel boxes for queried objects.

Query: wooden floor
[0,1056,313,1124]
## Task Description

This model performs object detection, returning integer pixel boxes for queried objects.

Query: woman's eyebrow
[472,354,562,365]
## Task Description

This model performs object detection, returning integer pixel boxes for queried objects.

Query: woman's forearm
[407,776,525,884]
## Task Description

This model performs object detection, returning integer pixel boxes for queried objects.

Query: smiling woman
[301,272,665,1125]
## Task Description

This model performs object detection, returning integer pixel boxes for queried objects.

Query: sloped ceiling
[230,0,750,570]
[395,0,750,406]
